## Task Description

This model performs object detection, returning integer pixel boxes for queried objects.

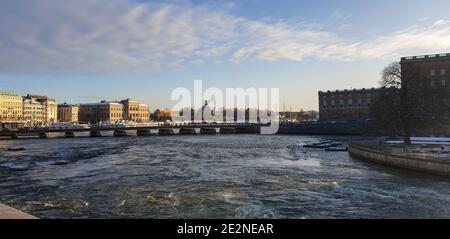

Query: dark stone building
[400,53,449,86]
[318,87,396,122]
[400,53,450,135]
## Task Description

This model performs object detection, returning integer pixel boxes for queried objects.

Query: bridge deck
[0,123,263,136]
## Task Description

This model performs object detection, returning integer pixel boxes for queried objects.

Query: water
[0,135,449,219]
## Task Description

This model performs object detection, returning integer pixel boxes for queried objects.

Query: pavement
[0,203,38,219]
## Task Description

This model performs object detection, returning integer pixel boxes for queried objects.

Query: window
[431,80,435,87]
[441,68,446,76]
[430,69,436,76]
[442,79,446,87]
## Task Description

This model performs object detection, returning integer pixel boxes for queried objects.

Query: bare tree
[375,61,450,145]
[376,62,414,144]
[370,86,401,138]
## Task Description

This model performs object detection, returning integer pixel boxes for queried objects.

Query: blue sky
[1,0,450,110]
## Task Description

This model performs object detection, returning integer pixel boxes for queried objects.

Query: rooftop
[0,92,20,96]
[80,101,123,106]
[58,103,78,107]
[120,98,138,103]
[318,87,393,94]
[401,53,450,62]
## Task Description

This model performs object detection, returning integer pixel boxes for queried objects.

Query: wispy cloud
[0,0,239,73]
[232,19,450,62]
[0,0,449,74]
[332,10,352,21]
[224,2,235,9]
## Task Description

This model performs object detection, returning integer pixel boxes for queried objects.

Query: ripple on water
[0,135,449,219]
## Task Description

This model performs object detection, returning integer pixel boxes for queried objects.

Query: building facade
[23,99,45,126]
[137,104,150,122]
[57,103,79,123]
[400,53,449,89]
[152,109,176,122]
[78,101,124,124]
[318,87,394,122]
[400,53,450,134]
[0,92,24,128]
[120,99,149,122]
[24,94,57,123]
[120,99,139,121]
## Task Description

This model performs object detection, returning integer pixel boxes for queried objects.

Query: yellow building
[45,99,58,123]
[0,92,24,128]
[79,99,149,124]
[138,104,150,122]
[23,99,45,126]
[24,94,57,123]
[57,103,79,123]
[78,101,124,124]
[120,99,150,122]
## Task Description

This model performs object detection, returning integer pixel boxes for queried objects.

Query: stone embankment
[349,141,450,177]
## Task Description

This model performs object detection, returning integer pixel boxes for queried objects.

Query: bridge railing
[1,122,265,133]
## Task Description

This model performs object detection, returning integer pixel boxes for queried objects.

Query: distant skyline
[1,0,450,110]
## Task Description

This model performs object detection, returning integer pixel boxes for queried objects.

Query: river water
[0,134,449,219]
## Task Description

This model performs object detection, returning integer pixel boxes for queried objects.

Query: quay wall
[349,142,450,177]
[278,121,380,135]
[0,203,37,219]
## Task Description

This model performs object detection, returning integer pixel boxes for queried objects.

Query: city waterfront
[1,135,449,219]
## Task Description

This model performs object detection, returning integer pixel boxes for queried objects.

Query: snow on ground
[386,137,450,145]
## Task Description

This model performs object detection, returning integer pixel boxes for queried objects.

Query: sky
[1,0,450,111]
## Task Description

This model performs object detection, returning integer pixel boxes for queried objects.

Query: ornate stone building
[120,99,149,122]
[23,98,45,126]
[400,53,448,89]
[78,101,124,124]
[318,88,395,122]
[400,53,450,134]
[137,103,150,122]
[79,99,149,124]
[24,94,57,123]
[57,103,79,123]
[0,92,24,128]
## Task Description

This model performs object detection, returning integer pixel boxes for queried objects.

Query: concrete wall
[349,142,450,177]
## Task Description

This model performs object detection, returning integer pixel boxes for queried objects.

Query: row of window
[430,68,446,76]
[24,116,43,120]
[323,94,377,99]
[430,79,446,87]
[323,98,372,105]
[322,103,371,109]
[1,110,22,113]
[0,102,22,106]
[0,97,22,101]
[128,113,149,118]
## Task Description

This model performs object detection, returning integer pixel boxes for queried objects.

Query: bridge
[0,123,262,139]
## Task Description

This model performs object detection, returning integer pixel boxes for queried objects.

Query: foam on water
[0,135,449,219]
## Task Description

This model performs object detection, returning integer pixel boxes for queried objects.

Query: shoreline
[349,141,450,177]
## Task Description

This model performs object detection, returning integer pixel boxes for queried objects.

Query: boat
[6,147,26,151]
[325,146,349,152]
[303,141,341,148]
